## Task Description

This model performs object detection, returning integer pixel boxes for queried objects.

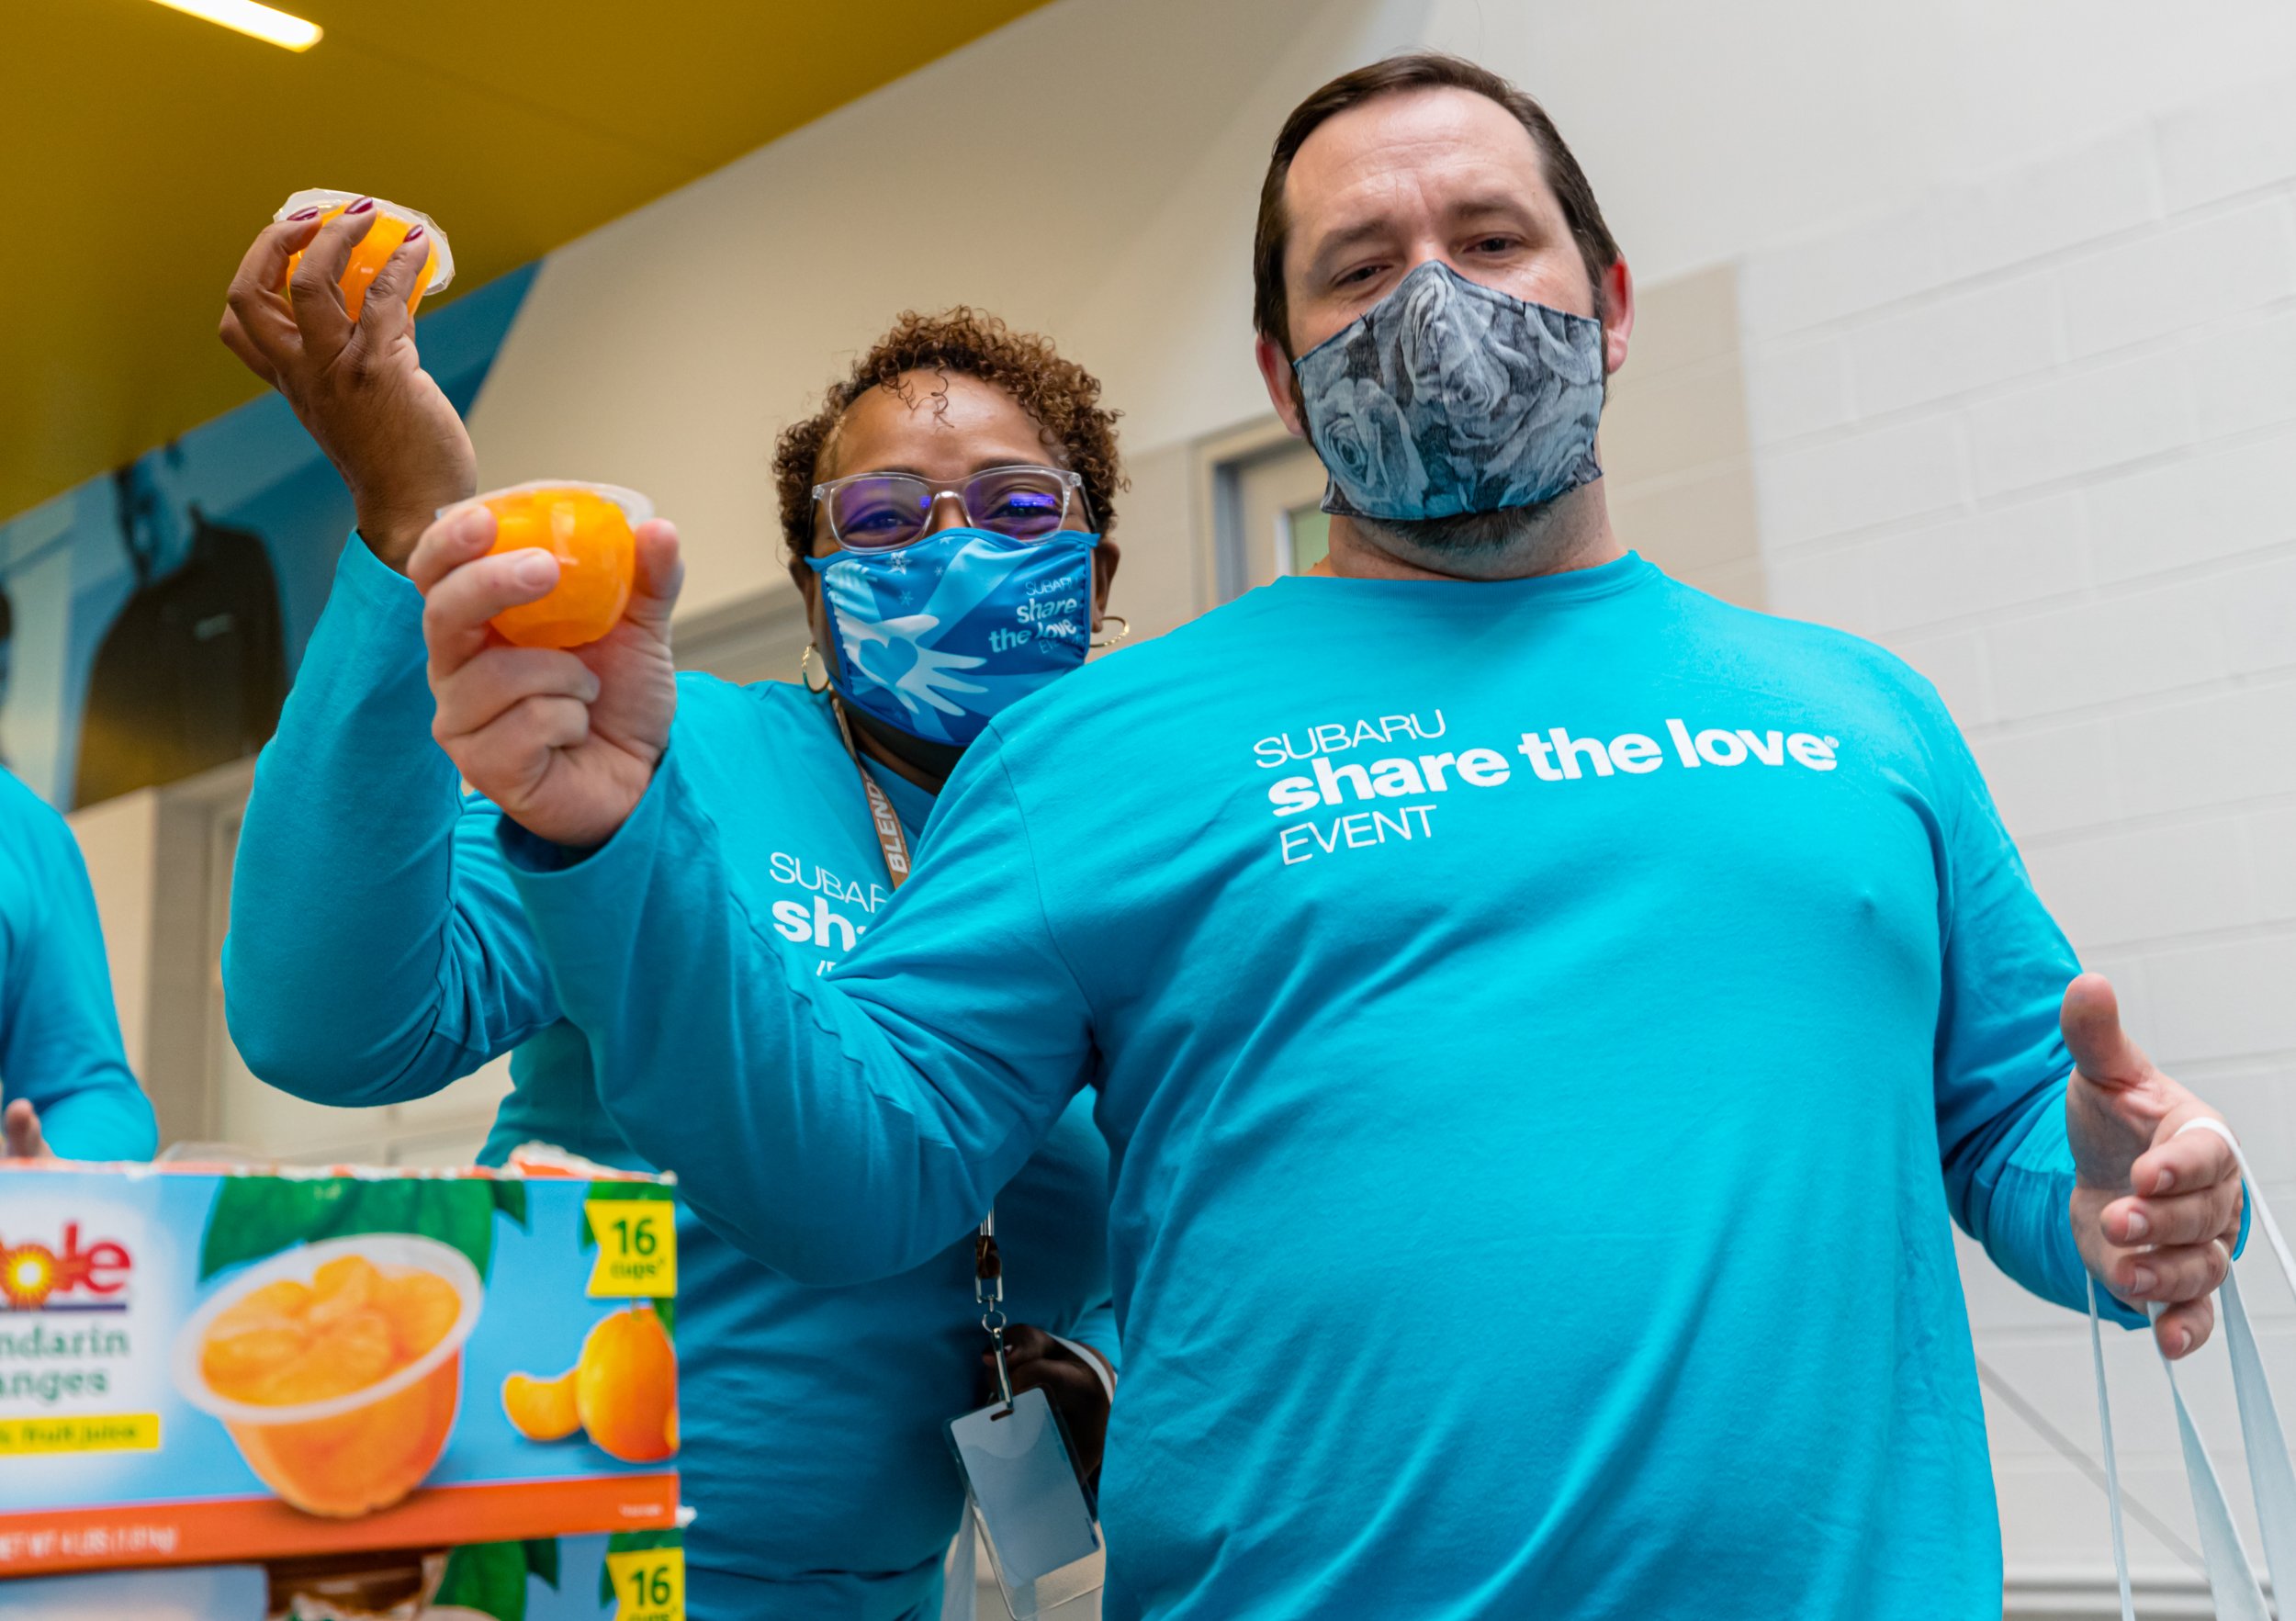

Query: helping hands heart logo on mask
[1293,259,1607,523]
[805,527,1099,748]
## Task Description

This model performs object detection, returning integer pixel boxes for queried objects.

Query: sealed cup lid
[274,188,456,292]
[443,480,655,527]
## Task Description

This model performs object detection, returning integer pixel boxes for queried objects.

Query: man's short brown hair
[1252,52,1623,355]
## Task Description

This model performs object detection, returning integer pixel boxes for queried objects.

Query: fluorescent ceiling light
[147,0,323,51]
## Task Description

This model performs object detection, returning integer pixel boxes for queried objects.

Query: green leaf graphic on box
[598,1529,682,1606]
[199,1177,517,1280]
[577,1179,675,1251]
[649,1297,676,1338]
[433,1539,530,1621]
[522,1537,561,1591]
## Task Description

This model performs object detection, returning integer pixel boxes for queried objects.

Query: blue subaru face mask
[1292,258,1607,523]
[804,526,1099,748]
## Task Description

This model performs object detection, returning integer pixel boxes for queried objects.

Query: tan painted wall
[1600,264,1766,607]
[64,789,157,1074]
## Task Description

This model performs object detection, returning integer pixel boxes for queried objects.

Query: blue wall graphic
[0,266,536,809]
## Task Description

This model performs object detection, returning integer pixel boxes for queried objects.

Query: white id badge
[947,1386,1105,1617]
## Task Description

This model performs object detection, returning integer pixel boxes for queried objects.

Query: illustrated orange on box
[504,1188,681,1466]
[503,1306,678,1465]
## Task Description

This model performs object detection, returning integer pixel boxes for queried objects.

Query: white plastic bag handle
[2088,1118,2295,1620]
[2087,1274,2136,1621]
[2223,1268,2296,1606]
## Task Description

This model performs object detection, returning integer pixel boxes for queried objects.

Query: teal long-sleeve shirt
[223,538,1119,1621]
[506,553,2131,1621]
[0,770,153,1160]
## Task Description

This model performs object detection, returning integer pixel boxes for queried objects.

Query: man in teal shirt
[0,771,155,1162]
[413,54,2245,1621]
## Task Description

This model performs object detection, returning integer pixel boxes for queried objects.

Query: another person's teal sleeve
[1062,1301,1120,1376]
[1920,704,2153,1328]
[0,777,155,1159]
[224,539,559,1102]
[502,735,1090,1286]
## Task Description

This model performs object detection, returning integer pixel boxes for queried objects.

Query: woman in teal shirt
[219,211,1121,1620]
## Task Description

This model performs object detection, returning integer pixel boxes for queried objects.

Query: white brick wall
[1739,70,2296,1583]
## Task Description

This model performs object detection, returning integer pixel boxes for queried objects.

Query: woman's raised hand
[219,207,476,569]
[413,507,684,850]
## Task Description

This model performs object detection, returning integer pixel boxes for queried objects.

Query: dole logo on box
[1,1222,132,1311]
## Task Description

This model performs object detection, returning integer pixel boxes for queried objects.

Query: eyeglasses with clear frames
[811,464,1086,552]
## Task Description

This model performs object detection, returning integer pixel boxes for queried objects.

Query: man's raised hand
[219,204,475,568]
[414,506,682,850]
[2064,972,2243,1359]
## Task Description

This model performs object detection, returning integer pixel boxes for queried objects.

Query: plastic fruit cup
[444,482,650,650]
[173,1235,483,1519]
[274,189,456,321]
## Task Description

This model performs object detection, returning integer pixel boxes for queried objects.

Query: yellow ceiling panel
[0,0,1054,521]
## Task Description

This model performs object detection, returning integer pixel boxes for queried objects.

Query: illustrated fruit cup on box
[0,1163,681,1577]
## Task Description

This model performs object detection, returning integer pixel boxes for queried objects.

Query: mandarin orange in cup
[174,1235,482,1518]
[445,482,648,650]
[274,189,456,321]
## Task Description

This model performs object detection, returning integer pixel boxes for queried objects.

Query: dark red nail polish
[402,225,424,243]
[346,197,376,216]
[287,207,321,221]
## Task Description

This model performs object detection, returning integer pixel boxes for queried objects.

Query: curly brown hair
[772,308,1125,563]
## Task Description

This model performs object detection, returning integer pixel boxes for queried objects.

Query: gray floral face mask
[1292,259,1606,523]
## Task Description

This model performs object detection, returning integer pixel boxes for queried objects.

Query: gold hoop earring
[1089,615,1131,652]
[799,643,830,692]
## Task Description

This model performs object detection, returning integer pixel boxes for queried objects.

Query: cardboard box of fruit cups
[273,189,456,320]
[0,1154,680,1577]
[439,482,652,650]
